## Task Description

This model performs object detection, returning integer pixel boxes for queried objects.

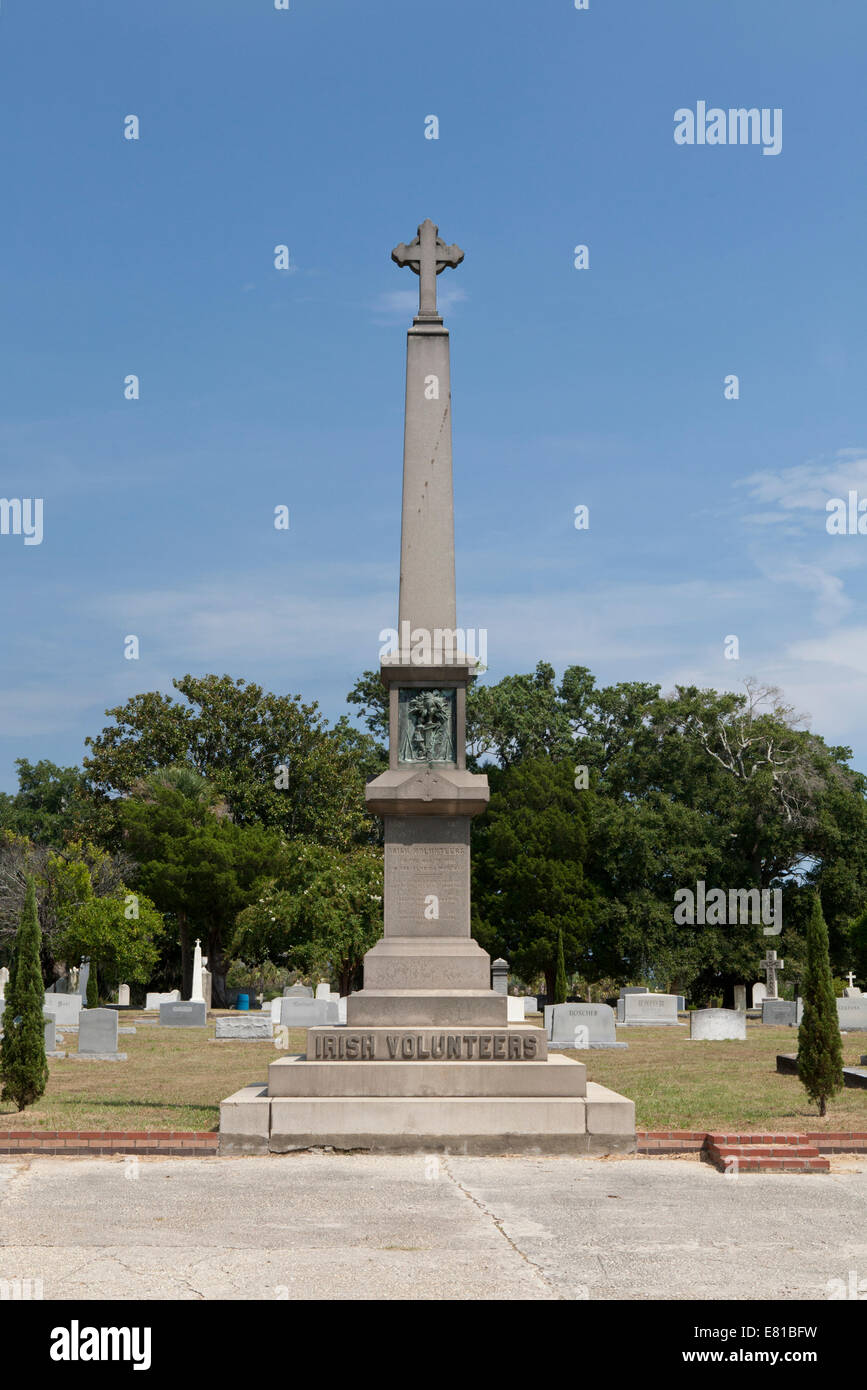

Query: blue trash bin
[236,993,249,1012]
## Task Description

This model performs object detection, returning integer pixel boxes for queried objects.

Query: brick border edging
[637,1129,867,1155]
[0,1130,219,1157]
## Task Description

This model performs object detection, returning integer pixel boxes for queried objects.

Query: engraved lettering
[447,1036,461,1059]
[387,1035,400,1058]
[479,1036,492,1058]
[493,1035,506,1059]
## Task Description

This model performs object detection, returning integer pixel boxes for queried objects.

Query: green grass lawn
[1,1012,864,1134]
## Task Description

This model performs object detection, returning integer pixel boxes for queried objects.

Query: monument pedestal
[219,218,635,1158]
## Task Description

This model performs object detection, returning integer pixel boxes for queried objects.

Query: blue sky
[2,0,866,790]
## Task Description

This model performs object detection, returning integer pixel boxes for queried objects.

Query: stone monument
[220,219,635,1155]
[191,939,205,1004]
[760,949,783,1000]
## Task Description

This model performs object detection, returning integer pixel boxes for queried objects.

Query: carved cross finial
[391,219,463,318]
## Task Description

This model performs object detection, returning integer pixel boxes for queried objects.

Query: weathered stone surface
[688,1008,746,1041]
[146,990,180,1010]
[306,1025,547,1061]
[836,995,867,1030]
[733,985,747,1012]
[42,993,81,1026]
[762,998,802,1027]
[160,1001,207,1028]
[219,1084,271,1155]
[616,993,683,1026]
[279,997,336,1028]
[79,1008,119,1055]
[216,1016,273,1040]
[545,1002,627,1049]
[269,1053,585,1098]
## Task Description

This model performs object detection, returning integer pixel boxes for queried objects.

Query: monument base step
[307,1022,548,1061]
[268,1053,584,1097]
[219,1081,635,1156]
[346,990,509,1026]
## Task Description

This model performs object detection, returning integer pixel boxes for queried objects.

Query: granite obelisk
[219,221,635,1154]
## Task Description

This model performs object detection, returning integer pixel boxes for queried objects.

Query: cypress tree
[1,877,49,1112]
[553,928,568,1005]
[797,895,844,1117]
[86,960,98,1009]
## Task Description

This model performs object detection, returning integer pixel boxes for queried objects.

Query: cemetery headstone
[761,997,802,1026]
[315,982,334,1000]
[760,949,784,999]
[617,993,683,1026]
[159,1000,207,1028]
[43,1014,57,1054]
[146,990,181,1010]
[279,997,336,1028]
[491,958,508,996]
[620,987,649,996]
[836,995,867,1031]
[77,959,90,999]
[215,1016,273,1040]
[522,997,538,1015]
[190,939,205,1003]
[733,985,747,1012]
[201,961,212,1011]
[117,984,130,1007]
[545,1002,627,1049]
[0,965,9,1000]
[752,982,767,1009]
[43,992,82,1027]
[689,1008,746,1041]
[77,1007,126,1059]
[283,984,313,998]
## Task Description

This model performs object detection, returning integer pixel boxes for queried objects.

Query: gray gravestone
[279,997,336,1028]
[43,1014,57,1053]
[620,987,649,996]
[544,1002,627,1049]
[689,1008,746,1040]
[77,960,90,999]
[752,982,767,1009]
[78,1007,119,1054]
[618,993,683,1026]
[733,985,747,1012]
[283,984,314,998]
[491,958,509,996]
[215,1016,273,1040]
[43,993,82,1027]
[761,998,802,1026]
[836,996,867,1031]
[160,1001,207,1028]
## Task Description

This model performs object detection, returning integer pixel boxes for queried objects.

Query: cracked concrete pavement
[1,1153,866,1300]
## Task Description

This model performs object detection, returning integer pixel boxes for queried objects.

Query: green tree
[232,842,382,995]
[120,778,281,1002]
[84,674,378,849]
[59,890,163,1002]
[0,877,48,1111]
[797,896,844,1117]
[0,759,98,848]
[553,929,568,1004]
[473,758,598,999]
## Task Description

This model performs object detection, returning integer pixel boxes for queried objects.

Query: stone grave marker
[733,985,747,1012]
[761,998,802,1026]
[43,993,82,1027]
[77,1007,126,1060]
[146,990,180,1010]
[117,984,130,1007]
[160,1000,207,1028]
[689,1008,746,1041]
[617,993,683,1026]
[215,1016,273,1040]
[491,959,508,996]
[279,997,336,1028]
[752,982,767,1009]
[545,1001,627,1049]
[836,995,867,1031]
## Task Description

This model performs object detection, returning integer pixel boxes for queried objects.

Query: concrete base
[269,1053,584,1097]
[67,1052,128,1062]
[347,990,508,1026]
[219,1069,635,1156]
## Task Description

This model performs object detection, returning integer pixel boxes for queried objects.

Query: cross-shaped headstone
[760,949,784,999]
[846,970,857,989]
[392,219,464,318]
